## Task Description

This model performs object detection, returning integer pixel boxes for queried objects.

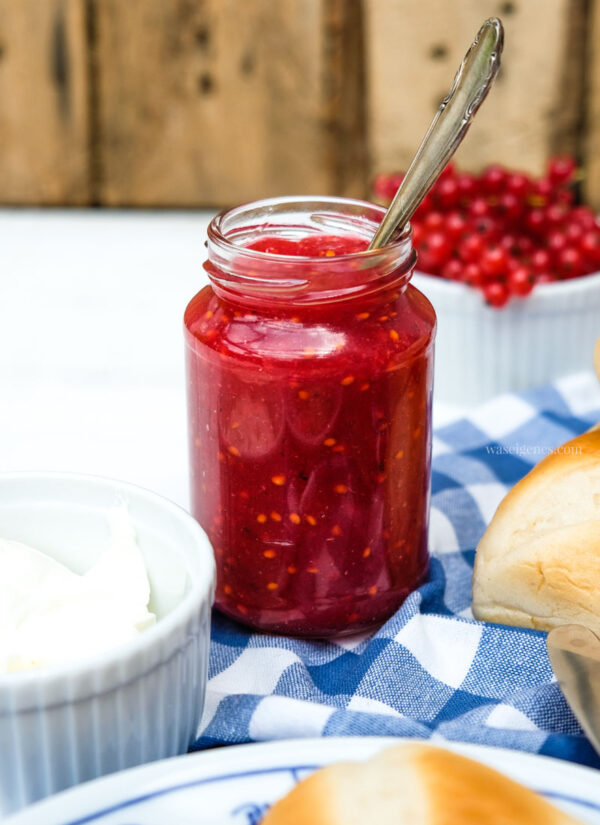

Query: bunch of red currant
[373,157,600,308]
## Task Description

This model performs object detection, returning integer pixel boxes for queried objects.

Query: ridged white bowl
[0,472,215,817]
[412,271,600,405]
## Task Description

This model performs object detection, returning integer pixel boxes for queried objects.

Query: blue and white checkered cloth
[194,373,600,768]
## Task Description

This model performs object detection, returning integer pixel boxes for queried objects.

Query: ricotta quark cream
[0,506,156,673]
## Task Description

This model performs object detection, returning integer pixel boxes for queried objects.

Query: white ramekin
[412,271,600,405]
[0,472,215,817]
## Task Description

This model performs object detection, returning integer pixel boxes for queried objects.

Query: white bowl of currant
[374,157,600,405]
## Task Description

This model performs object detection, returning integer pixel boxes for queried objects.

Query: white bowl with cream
[0,472,215,816]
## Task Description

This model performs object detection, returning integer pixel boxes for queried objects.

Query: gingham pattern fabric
[194,373,600,767]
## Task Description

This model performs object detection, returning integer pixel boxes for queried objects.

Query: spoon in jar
[369,17,504,251]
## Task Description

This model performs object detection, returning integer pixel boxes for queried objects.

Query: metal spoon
[369,18,504,251]
[547,624,600,756]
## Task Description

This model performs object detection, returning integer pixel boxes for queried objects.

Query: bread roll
[261,743,581,825]
[472,429,600,633]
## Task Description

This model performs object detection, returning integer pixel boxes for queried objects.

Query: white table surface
[0,209,463,511]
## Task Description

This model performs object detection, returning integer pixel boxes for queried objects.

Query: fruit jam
[185,197,436,636]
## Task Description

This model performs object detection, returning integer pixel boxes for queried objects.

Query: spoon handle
[369,18,504,250]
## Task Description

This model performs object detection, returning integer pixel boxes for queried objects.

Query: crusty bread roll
[261,743,581,825]
[472,429,600,633]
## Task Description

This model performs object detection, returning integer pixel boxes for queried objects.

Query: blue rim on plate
[6,737,600,825]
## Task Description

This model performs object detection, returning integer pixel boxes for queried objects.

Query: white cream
[0,506,156,673]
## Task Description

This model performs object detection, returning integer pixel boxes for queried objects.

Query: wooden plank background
[0,0,598,207]
[365,0,587,178]
[94,0,365,206]
[0,0,90,204]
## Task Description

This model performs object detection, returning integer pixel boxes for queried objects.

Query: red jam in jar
[185,197,436,637]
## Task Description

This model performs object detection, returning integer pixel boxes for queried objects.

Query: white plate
[7,737,600,825]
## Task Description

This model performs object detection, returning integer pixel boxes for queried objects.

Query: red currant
[414,192,434,217]
[530,178,553,207]
[483,281,510,308]
[444,211,468,242]
[375,153,589,307]
[506,255,521,273]
[516,236,534,256]
[499,234,518,255]
[530,249,551,272]
[412,222,424,247]
[572,206,597,230]
[547,155,576,186]
[468,197,491,219]
[556,188,575,207]
[497,192,523,222]
[565,222,584,244]
[424,211,445,231]
[481,165,507,194]
[547,231,567,254]
[458,234,485,263]
[544,203,567,228]
[418,231,452,273]
[558,246,584,278]
[506,172,532,199]
[441,258,464,281]
[373,173,403,202]
[456,173,478,204]
[435,177,460,209]
[508,266,535,296]
[525,209,546,235]
[481,245,509,279]
[470,215,499,241]
[580,230,600,268]
[462,262,484,287]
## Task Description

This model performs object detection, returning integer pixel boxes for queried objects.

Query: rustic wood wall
[0,0,598,207]
[0,0,90,204]
[94,0,366,206]
[365,0,587,177]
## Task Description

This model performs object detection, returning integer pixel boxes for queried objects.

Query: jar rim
[204,195,415,307]
[207,195,412,263]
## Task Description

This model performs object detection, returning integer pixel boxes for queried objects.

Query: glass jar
[184,197,436,637]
